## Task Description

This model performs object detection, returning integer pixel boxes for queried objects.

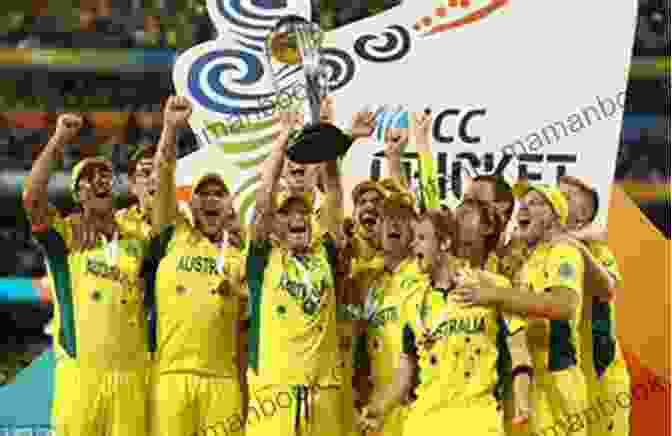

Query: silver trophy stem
[263,48,284,109]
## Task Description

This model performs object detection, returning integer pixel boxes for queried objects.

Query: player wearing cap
[23,114,151,436]
[360,208,527,436]
[452,183,591,436]
[351,192,425,436]
[141,97,248,436]
[246,109,346,436]
[558,176,630,436]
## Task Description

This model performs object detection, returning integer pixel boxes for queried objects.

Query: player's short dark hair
[473,175,514,206]
[128,144,157,179]
[418,209,457,248]
[457,198,501,255]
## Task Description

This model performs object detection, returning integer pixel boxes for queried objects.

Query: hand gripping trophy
[265,14,352,163]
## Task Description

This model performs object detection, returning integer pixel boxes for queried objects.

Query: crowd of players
[21,96,629,436]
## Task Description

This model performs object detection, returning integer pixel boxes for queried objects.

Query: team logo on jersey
[85,258,133,289]
[279,271,328,317]
[558,261,577,281]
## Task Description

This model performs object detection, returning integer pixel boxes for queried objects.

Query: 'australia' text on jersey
[176,255,218,275]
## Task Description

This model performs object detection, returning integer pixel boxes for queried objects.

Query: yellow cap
[191,172,230,197]
[382,191,416,217]
[71,157,113,203]
[351,180,386,205]
[513,182,569,226]
[275,189,315,213]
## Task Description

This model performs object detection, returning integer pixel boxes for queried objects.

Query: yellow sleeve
[587,240,623,288]
[418,150,441,211]
[544,243,585,295]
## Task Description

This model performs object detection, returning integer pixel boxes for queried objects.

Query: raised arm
[384,112,408,189]
[23,114,83,231]
[317,97,345,244]
[411,109,443,211]
[252,111,296,241]
[152,96,192,234]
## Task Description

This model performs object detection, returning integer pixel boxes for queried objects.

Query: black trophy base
[286,122,353,164]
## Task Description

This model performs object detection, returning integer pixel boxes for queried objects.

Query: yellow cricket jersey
[497,239,533,283]
[453,256,527,336]
[246,236,340,386]
[402,267,513,416]
[142,213,247,378]
[33,213,150,371]
[116,204,153,240]
[361,258,426,390]
[349,227,384,277]
[585,241,628,380]
[515,242,585,374]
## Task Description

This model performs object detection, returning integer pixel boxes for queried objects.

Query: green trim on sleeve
[246,239,273,372]
[34,228,77,358]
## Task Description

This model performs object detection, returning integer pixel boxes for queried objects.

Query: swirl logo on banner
[173,0,637,222]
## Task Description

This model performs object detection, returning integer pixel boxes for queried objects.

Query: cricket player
[360,208,525,436]
[559,176,630,436]
[23,114,151,436]
[452,183,595,436]
[352,191,426,436]
[141,96,248,436]
[410,110,518,277]
[115,143,160,238]
[245,109,346,436]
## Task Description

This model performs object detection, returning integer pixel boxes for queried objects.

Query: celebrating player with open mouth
[141,96,248,436]
[245,108,346,436]
[452,183,609,436]
[360,203,529,436]
[353,191,424,436]
[23,113,152,436]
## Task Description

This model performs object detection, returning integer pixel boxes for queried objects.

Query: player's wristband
[512,365,534,380]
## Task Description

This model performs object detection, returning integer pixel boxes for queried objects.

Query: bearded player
[453,183,614,436]
[245,108,347,436]
[23,114,151,436]
[559,176,630,436]
[140,97,248,436]
[360,207,529,436]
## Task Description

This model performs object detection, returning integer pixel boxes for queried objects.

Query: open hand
[350,106,378,140]
[411,109,432,145]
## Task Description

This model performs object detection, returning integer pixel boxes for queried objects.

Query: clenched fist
[163,96,193,128]
[54,114,83,142]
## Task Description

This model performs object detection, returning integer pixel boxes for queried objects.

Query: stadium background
[0,0,668,433]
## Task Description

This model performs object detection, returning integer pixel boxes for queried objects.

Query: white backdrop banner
[173,0,638,224]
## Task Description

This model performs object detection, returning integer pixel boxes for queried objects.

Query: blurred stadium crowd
[0,0,668,381]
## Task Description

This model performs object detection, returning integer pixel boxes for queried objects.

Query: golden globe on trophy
[265,15,352,164]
